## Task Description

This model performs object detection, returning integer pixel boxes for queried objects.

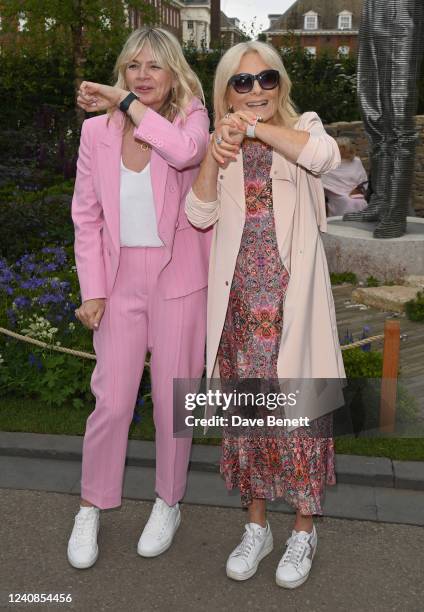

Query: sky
[220,0,297,36]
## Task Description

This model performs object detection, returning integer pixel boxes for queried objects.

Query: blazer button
[169,185,176,193]
[225,281,229,286]
[175,221,179,228]
[219,175,224,180]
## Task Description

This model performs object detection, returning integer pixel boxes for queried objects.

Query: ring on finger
[215,134,223,145]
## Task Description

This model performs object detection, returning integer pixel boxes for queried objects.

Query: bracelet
[246,116,259,138]
[119,92,139,114]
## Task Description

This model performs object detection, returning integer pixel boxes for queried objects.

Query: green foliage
[279,41,359,122]
[330,271,358,285]
[366,275,380,287]
[342,347,383,378]
[0,183,74,260]
[405,291,424,322]
[341,348,419,434]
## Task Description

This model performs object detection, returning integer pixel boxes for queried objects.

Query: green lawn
[1,397,423,461]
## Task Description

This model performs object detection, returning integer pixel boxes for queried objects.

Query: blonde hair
[108,27,205,128]
[336,136,356,161]
[213,41,300,129]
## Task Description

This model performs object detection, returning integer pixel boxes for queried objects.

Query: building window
[338,46,350,57]
[338,12,352,30]
[187,21,194,30]
[305,46,317,57]
[304,12,318,30]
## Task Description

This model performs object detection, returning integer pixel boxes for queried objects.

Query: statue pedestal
[321,216,424,282]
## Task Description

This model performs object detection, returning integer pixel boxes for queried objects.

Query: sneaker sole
[275,546,316,589]
[137,511,181,558]
[226,540,274,581]
[67,545,99,570]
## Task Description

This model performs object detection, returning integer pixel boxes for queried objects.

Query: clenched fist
[75,298,106,331]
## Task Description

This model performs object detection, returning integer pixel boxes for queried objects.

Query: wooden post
[379,319,401,433]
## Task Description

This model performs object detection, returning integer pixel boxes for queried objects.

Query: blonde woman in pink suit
[67,28,210,569]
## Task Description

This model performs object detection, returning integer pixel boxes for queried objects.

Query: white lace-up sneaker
[67,506,100,569]
[226,522,273,581]
[275,525,317,588]
[137,498,181,557]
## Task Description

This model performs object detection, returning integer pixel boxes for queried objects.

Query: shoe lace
[282,533,309,568]
[234,526,259,559]
[145,499,172,537]
[74,512,97,545]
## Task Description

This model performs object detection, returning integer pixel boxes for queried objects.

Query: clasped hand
[211,110,259,167]
[76,81,128,112]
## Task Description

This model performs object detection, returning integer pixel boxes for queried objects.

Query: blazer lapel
[96,115,123,254]
[149,149,168,229]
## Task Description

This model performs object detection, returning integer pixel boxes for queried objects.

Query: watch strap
[246,116,259,138]
[119,92,139,114]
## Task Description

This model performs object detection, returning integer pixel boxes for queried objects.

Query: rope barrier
[0,325,384,358]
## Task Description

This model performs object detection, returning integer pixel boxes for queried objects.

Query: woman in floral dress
[185,41,343,589]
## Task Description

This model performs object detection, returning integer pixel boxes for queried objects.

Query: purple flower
[13,296,30,309]
[20,278,44,290]
[132,409,141,424]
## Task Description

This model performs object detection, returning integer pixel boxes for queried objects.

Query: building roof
[220,11,241,31]
[265,0,363,32]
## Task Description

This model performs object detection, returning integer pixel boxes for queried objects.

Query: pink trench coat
[185,112,347,425]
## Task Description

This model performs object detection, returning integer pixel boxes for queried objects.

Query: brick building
[264,0,363,58]
[129,0,183,41]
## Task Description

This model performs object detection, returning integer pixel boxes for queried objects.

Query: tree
[0,1,157,123]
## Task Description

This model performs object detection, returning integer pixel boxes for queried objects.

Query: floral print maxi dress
[217,139,336,515]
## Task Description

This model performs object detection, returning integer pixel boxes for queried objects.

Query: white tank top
[119,158,164,247]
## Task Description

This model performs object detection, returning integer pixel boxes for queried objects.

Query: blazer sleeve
[71,119,107,303]
[185,185,221,230]
[133,98,210,171]
[295,112,341,176]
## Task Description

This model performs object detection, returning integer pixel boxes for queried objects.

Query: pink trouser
[80,247,207,509]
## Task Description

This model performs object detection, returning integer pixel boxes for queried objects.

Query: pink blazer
[72,97,211,303]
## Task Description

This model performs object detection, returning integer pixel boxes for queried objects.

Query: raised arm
[249,111,341,176]
[77,83,210,171]
[130,100,210,170]
[185,137,221,229]
[71,120,106,303]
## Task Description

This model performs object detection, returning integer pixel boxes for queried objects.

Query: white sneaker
[226,522,273,581]
[67,506,100,569]
[275,525,317,589]
[137,497,181,557]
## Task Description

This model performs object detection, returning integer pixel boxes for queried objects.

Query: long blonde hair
[213,41,299,129]
[108,27,205,128]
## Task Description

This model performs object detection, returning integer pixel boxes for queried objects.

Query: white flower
[21,315,59,343]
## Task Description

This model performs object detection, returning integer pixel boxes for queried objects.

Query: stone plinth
[351,286,419,312]
[321,217,424,283]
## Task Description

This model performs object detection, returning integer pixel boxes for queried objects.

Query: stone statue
[343,0,424,238]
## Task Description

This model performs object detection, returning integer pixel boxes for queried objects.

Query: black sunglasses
[228,69,280,94]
